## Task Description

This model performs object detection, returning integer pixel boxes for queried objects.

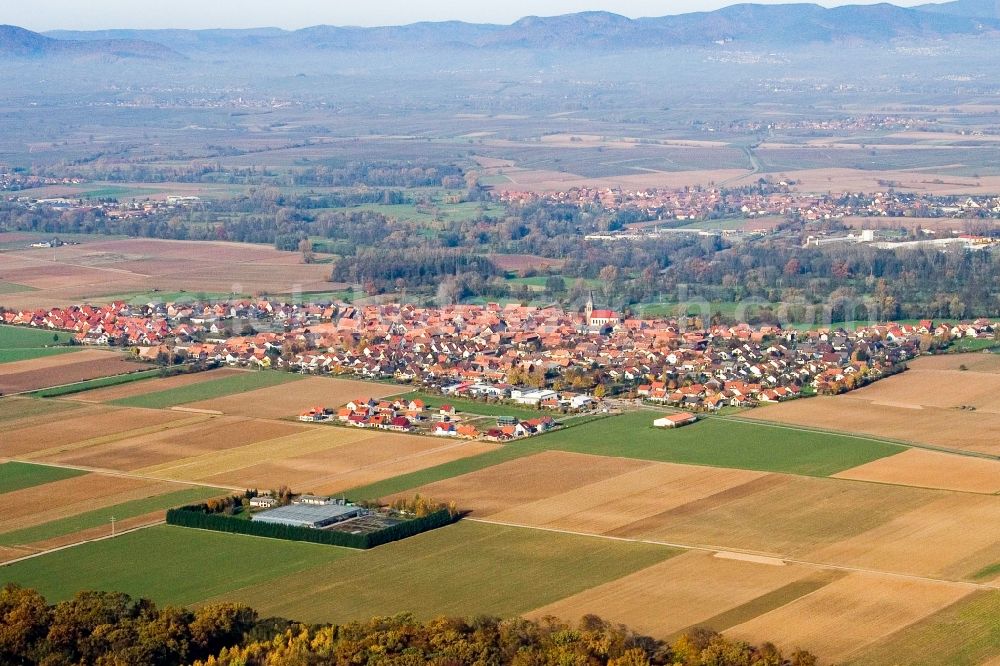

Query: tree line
[0,584,819,666]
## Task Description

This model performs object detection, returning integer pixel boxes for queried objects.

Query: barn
[653,412,698,428]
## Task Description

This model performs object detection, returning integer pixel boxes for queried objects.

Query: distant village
[4,296,996,414]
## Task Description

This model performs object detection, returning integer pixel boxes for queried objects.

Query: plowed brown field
[0,350,147,394]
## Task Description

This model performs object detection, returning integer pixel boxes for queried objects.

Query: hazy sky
[5,0,929,31]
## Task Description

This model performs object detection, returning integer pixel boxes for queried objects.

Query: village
[4,295,996,414]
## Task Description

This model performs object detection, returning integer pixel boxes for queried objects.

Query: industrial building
[253,502,365,529]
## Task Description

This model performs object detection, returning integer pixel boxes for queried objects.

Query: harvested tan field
[0,546,33,564]
[606,474,938,559]
[182,376,406,419]
[743,398,1000,455]
[724,572,975,663]
[833,448,1000,494]
[849,357,1000,414]
[740,167,1000,196]
[39,416,305,472]
[0,351,148,394]
[527,551,817,638]
[135,426,379,483]
[200,432,498,494]
[7,406,188,458]
[487,463,768,535]
[69,368,242,403]
[0,397,85,428]
[407,451,654,517]
[0,473,172,533]
[0,238,336,309]
[806,494,1000,580]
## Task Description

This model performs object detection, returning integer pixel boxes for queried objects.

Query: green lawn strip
[0,487,227,547]
[32,369,163,398]
[400,390,547,420]
[204,520,680,624]
[684,570,846,634]
[109,371,302,409]
[0,462,87,495]
[0,325,74,348]
[846,590,1000,666]
[0,347,81,364]
[0,524,354,606]
[970,562,1000,581]
[538,411,904,476]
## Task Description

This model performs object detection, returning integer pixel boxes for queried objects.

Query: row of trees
[166,502,457,550]
[1,586,818,666]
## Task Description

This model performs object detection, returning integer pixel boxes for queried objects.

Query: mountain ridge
[25,2,1000,57]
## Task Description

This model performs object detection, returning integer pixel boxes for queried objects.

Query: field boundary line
[0,456,243,492]
[0,520,165,568]
[467,517,1000,591]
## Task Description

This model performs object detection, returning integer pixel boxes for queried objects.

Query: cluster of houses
[496,184,1000,224]
[300,396,558,442]
[4,300,996,410]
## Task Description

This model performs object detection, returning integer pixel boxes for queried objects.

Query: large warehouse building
[253,503,364,529]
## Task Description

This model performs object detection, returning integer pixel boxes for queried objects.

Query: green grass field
[207,520,678,623]
[0,462,87,495]
[0,325,79,363]
[537,411,904,476]
[847,591,1000,666]
[31,369,163,398]
[0,486,226,547]
[0,325,74,348]
[0,525,352,606]
[109,371,302,409]
[399,391,545,420]
[0,281,37,295]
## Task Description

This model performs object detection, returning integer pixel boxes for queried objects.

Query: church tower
[585,291,594,322]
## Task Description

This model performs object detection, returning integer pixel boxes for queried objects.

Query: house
[249,495,278,509]
[653,412,698,428]
[434,421,457,437]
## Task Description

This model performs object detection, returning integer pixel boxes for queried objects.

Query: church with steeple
[585,291,622,328]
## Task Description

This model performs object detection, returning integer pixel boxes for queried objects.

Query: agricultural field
[407,450,1000,579]
[205,520,677,623]
[0,324,79,364]
[527,550,829,638]
[180,375,405,419]
[0,525,352,605]
[0,486,224,551]
[742,354,1000,455]
[0,349,148,394]
[537,411,903,476]
[832,448,1000,494]
[107,369,302,410]
[847,590,1000,666]
[0,461,86,494]
[0,236,340,310]
[69,367,243,402]
[724,572,977,663]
